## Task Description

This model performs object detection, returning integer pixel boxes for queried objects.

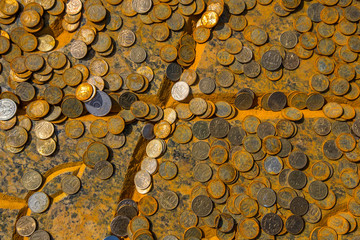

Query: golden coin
[90,119,108,138]
[19,33,38,52]
[154,120,171,139]
[26,100,50,119]
[36,137,57,156]
[173,124,192,143]
[20,10,40,28]
[107,116,125,135]
[90,58,109,76]
[75,82,94,101]
[18,115,31,131]
[73,64,90,80]
[83,142,109,168]
[63,68,83,87]
[34,121,54,140]
[160,44,178,62]
[47,51,67,69]
[65,120,84,139]
[193,26,211,43]
[139,195,158,216]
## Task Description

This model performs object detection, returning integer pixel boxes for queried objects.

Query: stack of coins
[63,0,82,32]
[34,120,57,156]
[85,1,107,31]
[76,82,97,102]
[188,97,217,119]
[130,101,163,122]
[92,32,115,57]
[20,3,44,33]
[234,88,255,110]
[111,199,138,237]
[177,34,196,67]
[0,0,19,25]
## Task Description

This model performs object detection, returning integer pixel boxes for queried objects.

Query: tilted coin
[21,169,42,191]
[28,192,50,213]
[166,63,182,81]
[61,174,81,194]
[36,138,57,156]
[209,117,230,138]
[309,180,328,200]
[280,31,298,49]
[199,77,216,94]
[0,98,17,120]
[110,215,130,237]
[132,0,152,14]
[16,216,36,237]
[261,50,282,71]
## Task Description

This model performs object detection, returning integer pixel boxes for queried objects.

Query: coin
[71,40,87,59]
[36,138,57,156]
[261,50,282,71]
[118,29,136,47]
[285,215,304,235]
[6,126,28,148]
[309,180,328,200]
[0,98,17,120]
[21,169,42,191]
[267,91,287,111]
[61,175,81,194]
[16,82,35,102]
[210,117,230,138]
[257,187,277,207]
[290,196,309,216]
[288,170,307,189]
[261,213,283,236]
[29,230,51,240]
[93,161,114,180]
[34,121,54,140]
[84,142,109,168]
[159,190,179,210]
[288,151,308,170]
[61,97,83,118]
[159,161,178,180]
[199,77,216,94]
[166,63,182,81]
[323,139,342,160]
[134,170,152,189]
[16,216,36,237]
[139,195,158,216]
[191,195,213,217]
[85,91,112,117]
[110,215,130,237]
[171,81,190,102]
[28,192,50,213]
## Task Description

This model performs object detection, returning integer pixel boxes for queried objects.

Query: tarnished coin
[288,170,307,189]
[61,175,81,194]
[110,215,130,237]
[166,63,182,81]
[261,50,282,71]
[267,91,287,111]
[130,46,147,63]
[280,31,298,49]
[199,77,216,94]
[16,216,36,237]
[290,197,309,216]
[193,163,212,183]
[261,213,283,236]
[93,161,114,180]
[323,139,342,160]
[29,230,51,240]
[117,205,137,219]
[6,126,28,148]
[21,170,42,191]
[118,29,136,47]
[210,117,230,138]
[138,195,158,216]
[28,192,50,213]
[303,203,322,224]
[288,151,308,170]
[0,98,17,120]
[191,195,213,217]
[285,215,304,235]
[159,161,178,180]
[309,180,328,200]
[192,121,210,140]
[159,190,179,210]
[257,187,277,207]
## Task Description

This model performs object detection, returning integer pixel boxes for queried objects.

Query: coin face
[159,190,179,210]
[261,213,283,236]
[110,215,130,237]
[61,175,81,194]
[191,195,213,217]
[93,161,114,180]
[134,170,152,189]
[28,192,50,213]
[118,29,136,47]
[261,50,282,71]
[85,91,112,117]
[171,81,190,101]
[21,169,42,191]
[35,121,55,140]
[16,216,37,237]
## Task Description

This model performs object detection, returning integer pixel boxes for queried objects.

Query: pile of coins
[0,0,359,237]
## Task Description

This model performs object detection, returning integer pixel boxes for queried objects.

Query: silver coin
[70,40,88,59]
[0,98,17,120]
[132,0,152,14]
[141,157,158,175]
[257,187,277,207]
[85,90,112,117]
[264,156,283,175]
[171,81,190,101]
[146,139,165,158]
[134,170,152,189]
[118,29,136,47]
[130,46,147,63]
[28,192,50,213]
